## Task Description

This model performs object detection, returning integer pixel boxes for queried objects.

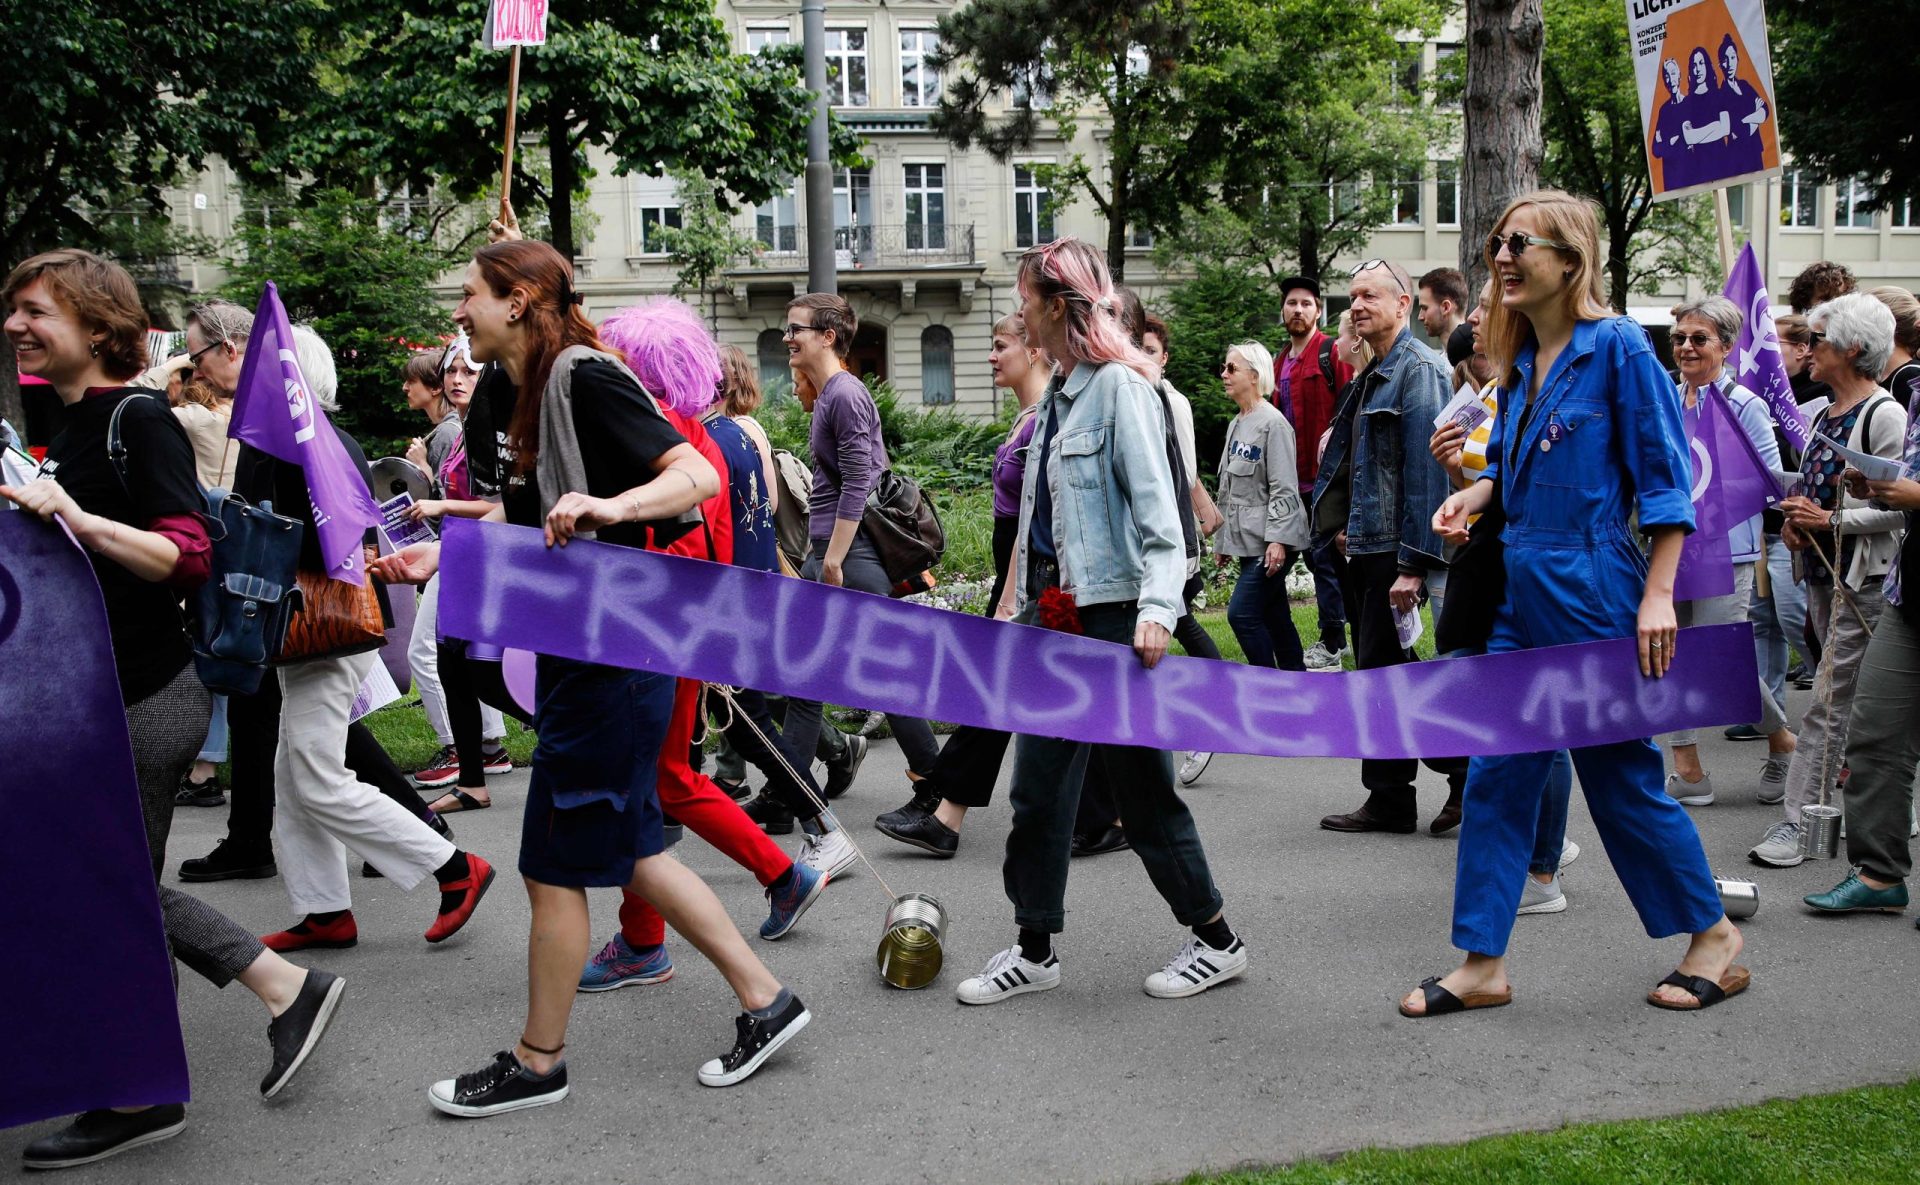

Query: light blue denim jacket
[1310,327,1453,572]
[1013,361,1185,631]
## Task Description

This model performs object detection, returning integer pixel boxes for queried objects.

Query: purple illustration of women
[1715,33,1769,175]
[1679,46,1731,183]
[1651,57,1696,190]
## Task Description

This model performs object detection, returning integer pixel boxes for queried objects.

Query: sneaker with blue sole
[760,862,828,941]
[577,933,674,993]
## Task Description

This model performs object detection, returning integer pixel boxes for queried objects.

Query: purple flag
[1722,242,1809,451]
[227,283,381,584]
[1676,387,1782,602]
[0,514,190,1128]
[1674,527,1735,601]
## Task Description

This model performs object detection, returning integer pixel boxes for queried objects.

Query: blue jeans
[1227,554,1306,670]
[1286,533,1347,651]
[1749,535,1809,710]
[196,692,229,764]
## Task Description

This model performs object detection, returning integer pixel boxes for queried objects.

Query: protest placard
[484,0,549,49]
[379,492,438,550]
[1630,0,1782,201]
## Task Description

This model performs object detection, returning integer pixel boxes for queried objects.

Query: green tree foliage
[273,0,862,261]
[220,190,452,452]
[1772,0,1919,212]
[653,170,763,331]
[1158,263,1283,470]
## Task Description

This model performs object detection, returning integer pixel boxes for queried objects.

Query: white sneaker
[1178,751,1213,786]
[1302,642,1343,672]
[956,946,1061,1005]
[1757,754,1789,805]
[1143,934,1248,999]
[1558,839,1580,870]
[1517,873,1568,915]
[1665,771,1715,806]
[1749,819,1805,867]
[796,828,857,881]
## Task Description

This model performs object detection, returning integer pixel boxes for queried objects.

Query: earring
[89,342,100,358]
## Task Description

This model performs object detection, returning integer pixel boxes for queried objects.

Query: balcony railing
[742,223,976,270]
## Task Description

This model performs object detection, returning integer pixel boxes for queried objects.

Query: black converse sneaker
[428,1051,569,1117]
[1143,934,1248,999]
[697,994,811,1087]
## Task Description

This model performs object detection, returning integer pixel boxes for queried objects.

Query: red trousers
[619,677,791,947]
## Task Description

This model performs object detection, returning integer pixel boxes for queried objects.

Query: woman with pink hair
[955,237,1246,1008]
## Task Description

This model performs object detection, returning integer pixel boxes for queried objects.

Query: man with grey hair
[183,300,255,398]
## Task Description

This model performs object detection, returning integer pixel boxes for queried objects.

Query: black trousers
[922,516,1024,809]
[1333,548,1467,822]
[440,640,531,789]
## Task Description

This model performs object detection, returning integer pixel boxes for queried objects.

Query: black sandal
[430,789,492,814]
[1399,975,1513,1018]
[1647,965,1750,1011]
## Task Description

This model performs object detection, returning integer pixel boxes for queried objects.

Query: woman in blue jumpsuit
[1400,190,1749,1017]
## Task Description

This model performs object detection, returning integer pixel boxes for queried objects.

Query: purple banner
[1723,242,1809,451]
[438,520,1762,760]
[228,282,382,585]
[0,514,189,1128]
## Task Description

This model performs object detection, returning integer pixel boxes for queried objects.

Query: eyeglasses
[186,339,226,365]
[781,323,823,340]
[1351,259,1407,295]
[1809,331,1827,346]
[1487,232,1573,260]
[1672,332,1719,348]
[1221,362,1245,375]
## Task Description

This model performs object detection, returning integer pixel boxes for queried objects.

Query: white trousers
[275,651,456,913]
[410,574,504,747]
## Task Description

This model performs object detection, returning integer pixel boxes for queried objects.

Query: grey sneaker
[1665,771,1715,807]
[1177,751,1213,786]
[1749,819,1806,868]
[1558,839,1580,870]
[1757,754,1790,805]
[1518,873,1568,915]
[1302,642,1342,672]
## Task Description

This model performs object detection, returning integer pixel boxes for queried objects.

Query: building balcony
[738,224,977,272]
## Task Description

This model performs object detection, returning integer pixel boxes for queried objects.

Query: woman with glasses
[1215,340,1309,670]
[1406,190,1749,1018]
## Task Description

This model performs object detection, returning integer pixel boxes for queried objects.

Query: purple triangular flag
[1722,242,1809,451]
[227,283,381,584]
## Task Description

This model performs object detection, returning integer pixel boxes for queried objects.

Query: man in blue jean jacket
[1311,259,1470,835]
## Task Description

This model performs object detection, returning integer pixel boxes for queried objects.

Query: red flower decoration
[1037,585,1083,635]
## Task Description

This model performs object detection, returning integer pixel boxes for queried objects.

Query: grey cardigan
[1215,400,1309,557]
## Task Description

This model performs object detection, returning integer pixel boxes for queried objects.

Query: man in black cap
[1272,275,1351,670]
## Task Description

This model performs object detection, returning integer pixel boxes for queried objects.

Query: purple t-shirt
[807,370,888,540]
[991,409,1040,519]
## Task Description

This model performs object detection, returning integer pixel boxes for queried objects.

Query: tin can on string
[1714,877,1759,920]
[1799,804,1843,860]
[876,893,948,990]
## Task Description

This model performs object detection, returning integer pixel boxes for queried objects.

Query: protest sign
[1631,0,1782,201]
[438,520,1763,761]
[483,0,549,49]
[379,492,438,550]
[0,514,189,1128]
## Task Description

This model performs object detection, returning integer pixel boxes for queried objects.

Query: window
[1014,165,1054,248]
[756,182,797,253]
[1435,159,1459,226]
[825,28,868,107]
[746,25,790,53]
[1433,42,1462,106]
[901,30,941,107]
[1835,177,1876,228]
[631,174,681,254]
[833,167,873,260]
[1326,180,1364,223]
[1129,224,1154,249]
[903,164,946,250]
[1893,195,1917,229]
[1012,58,1052,109]
[1385,173,1421,226]
[1390,41,1422,101]
[1781,169,1820,228]
[756,329,791,395]
[637,206,682,253]
[1724,183,1750,228]
[920,326,955,405]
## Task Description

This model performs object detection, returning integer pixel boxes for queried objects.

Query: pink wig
[1016,237,1154,381]
[597,298,722,418]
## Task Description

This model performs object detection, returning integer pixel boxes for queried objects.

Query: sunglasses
[781,322,823,340]
[1221,362,1246,375]
[1487,232,1573,259]
[1672,332,1719,348]
[1350,259,1407,295]
[1809,331,1827,345]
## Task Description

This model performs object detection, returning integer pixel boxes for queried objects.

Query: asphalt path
[13,686,1920,1184]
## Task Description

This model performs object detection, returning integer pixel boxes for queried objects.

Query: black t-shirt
[42,388,201,704]
[464,358,688,549]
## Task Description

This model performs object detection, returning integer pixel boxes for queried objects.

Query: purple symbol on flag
[227,282,382,584]
[1722,242,1809,452]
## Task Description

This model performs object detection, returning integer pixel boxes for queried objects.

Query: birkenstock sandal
[1647,965,1751,1011]
[1398,975,1513,1018]
[428,789,492,814]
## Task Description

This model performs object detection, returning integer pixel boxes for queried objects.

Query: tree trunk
[1296,194,1322,283]
[1106,165,1129,284]
[547,107,578,261]
[1459,0,1545,300]
[0,335,21,437]
[1606,210,1632,312]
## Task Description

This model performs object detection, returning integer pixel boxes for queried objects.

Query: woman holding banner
[375,240,809,1116]
[1408,191,1748,1017]
[2,251,344,1169]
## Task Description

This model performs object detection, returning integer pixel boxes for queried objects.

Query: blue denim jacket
[1014,361,1185,631]
[1310,327,1452,572]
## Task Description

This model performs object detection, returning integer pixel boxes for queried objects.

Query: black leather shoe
[1429,803,1463,836]
[1319,805,1418,834]
[823,733,870,799]
[179,839,277,883]
[875,784,941,832]
[174,774,226,808]
[743,793,795,835]
[22,1105,187,1170]
[1071,825,1130,857]
[262,969,346,1098]
[875,809,958,857]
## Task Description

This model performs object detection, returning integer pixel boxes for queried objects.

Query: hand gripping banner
[439,520,1761,759]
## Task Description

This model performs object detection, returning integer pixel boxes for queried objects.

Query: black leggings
[440,640,531,788]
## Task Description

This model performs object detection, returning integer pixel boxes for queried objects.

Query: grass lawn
[1176,1078,1920,1184]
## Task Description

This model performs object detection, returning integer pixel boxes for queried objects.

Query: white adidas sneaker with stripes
[955,945,1061,1005]
[1143,935,1248,999]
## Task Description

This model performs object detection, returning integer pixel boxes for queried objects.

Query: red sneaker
[425,854,496,944]
[262,912,359,952]
[481,745,514,776]
[413,745,461,789]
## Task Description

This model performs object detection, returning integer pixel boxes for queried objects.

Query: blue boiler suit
[1452,317,1725,957]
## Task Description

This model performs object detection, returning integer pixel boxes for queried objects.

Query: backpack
[108,394,304,696]
[861,468,946,589]
[1317,337,1337,389]
[770,448,815,574]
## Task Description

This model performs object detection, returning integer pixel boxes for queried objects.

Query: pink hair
[597,298,722,418]
[1017,237,1154,381]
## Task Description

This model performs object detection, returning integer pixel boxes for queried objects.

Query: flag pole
[499,44,523,219]
[1712,186,1736,281]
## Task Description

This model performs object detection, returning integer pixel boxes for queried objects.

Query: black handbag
[861,469,946,588]
[1434,485,1507,656]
